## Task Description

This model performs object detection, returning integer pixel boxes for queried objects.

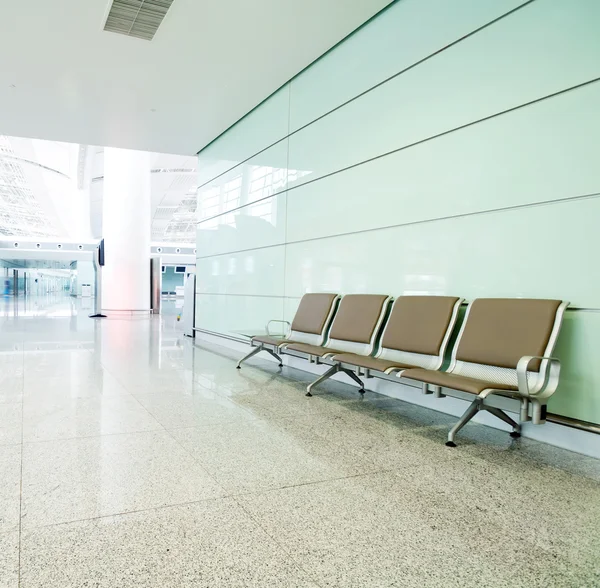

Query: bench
[234,293,569,446]
[236,292,339,369]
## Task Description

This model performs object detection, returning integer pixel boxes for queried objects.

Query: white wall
[196,0,600,424]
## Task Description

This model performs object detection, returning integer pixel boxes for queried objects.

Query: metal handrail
[265,319,291,337]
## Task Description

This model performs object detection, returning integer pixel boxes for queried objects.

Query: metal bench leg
[446,400,480,447]
[236,346,261,369]
[340,368,366,394]
[485,406,521,438]
[306,365,339,397]
[264,348,283,367]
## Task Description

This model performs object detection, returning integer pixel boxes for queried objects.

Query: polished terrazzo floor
[0,295,599,587]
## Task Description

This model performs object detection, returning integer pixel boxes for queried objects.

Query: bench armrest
[266,320,291,337]
[516,355,561,398]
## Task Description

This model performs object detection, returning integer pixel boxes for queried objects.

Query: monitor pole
[89,241,106,318]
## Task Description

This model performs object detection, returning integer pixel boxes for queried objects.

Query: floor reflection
[1,294,598,588]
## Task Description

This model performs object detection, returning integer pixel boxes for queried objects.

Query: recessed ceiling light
[150,108,157,112]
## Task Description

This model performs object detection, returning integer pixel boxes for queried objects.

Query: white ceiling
[0,0,390,155]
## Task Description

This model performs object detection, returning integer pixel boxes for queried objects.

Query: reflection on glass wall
[197,164,309,229]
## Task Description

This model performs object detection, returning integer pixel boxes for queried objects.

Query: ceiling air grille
[104,0,175,41]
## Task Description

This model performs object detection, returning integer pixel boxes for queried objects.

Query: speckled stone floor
[1,296,599,587]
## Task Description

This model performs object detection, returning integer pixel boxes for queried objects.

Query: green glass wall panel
[196,0,600,425]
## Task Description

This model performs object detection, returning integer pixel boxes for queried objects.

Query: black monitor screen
[98,239,105,266]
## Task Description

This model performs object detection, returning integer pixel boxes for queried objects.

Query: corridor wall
[196,0,600,424]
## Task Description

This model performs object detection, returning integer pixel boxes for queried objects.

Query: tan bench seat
[251,335,288,347]
[332,353,412,373]
[332,296,462,378]
[284,342,345,357]
[403,298,568,446]
[281,294,391,396]
[402,368,517,396]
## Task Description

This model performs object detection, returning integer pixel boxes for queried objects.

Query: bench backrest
[376,296,462,370]
[325,294,391,355]
[449,298,568,390]
[288,293,340,346]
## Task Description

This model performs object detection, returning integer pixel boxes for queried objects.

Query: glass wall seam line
[195,190,600,260]
[196,293,301,299]
[195,0,534,161]
[196,76,600,226]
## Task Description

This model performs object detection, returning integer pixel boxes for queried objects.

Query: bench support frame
[236,344,283,369]
[445,396,521,447]
[306,363,366,396]
[236,320,291,369]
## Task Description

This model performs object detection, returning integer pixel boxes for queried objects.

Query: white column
[102,148,151,313]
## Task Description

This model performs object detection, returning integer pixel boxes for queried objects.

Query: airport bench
[235,292,568,446]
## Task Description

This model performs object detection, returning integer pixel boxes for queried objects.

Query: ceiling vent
[104,0,175,41]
